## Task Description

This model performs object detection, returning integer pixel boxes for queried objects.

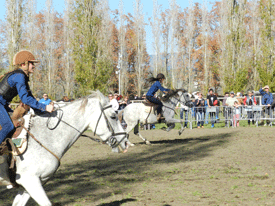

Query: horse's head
[177,90,193,108]
[86,91,129,153]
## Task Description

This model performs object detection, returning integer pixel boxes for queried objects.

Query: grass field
[1,125,275,205]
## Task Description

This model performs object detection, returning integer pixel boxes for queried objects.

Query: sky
[0,0,218,54]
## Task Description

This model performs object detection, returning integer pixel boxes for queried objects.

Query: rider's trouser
[146,95,163,114]
[0,103,15,145]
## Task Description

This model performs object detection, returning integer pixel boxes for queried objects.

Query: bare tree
[169,0,179,88]
[201,0,210,91]
[43,0,55,96]
[5,0,25,69]
[133,0,147,96]
[151,0,162,76]
[186,0,195,92]
[63,0,74,97]
[118,0,129,96]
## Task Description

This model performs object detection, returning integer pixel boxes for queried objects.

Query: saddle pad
[11,114,31,155]
[12,138,24,147]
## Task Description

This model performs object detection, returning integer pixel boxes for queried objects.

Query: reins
[20,124,61,164]
[163,92,190,115]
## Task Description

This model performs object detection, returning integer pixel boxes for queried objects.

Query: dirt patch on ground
[1,127,275,205]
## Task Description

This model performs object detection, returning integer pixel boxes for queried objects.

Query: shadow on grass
[97,198,136,206]
[0,131,234,205]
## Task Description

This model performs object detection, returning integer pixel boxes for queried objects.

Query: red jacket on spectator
[243,96,257,105]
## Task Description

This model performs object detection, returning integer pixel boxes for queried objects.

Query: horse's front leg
[166,118,185,135]
[12,190,31,206]
[15,175,51,206]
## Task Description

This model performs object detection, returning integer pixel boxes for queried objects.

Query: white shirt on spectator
[110,98,119,111]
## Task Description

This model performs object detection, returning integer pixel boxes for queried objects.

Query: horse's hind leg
[12,190,31,206]
[134,122,150,145]
[15,175,51,206]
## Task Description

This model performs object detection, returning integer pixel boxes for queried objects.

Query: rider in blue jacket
[0,50,54,147]
[146,73,169,121]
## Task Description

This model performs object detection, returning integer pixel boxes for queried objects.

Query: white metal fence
[181,105,274,129]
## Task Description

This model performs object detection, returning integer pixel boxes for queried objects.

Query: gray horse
[0,90,129,206]
[120,89,192,145]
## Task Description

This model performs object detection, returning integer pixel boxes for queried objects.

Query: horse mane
[79,90,109,112]
[161,89,186,102]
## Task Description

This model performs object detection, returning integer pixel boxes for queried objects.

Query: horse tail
[118,110,124,123]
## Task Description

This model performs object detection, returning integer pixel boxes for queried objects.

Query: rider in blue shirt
[0,50,54,147]
[146,73,169,121]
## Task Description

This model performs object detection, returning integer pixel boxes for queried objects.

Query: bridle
[163,91,193,112]
[92,103,128,148]
[47,102,128,149]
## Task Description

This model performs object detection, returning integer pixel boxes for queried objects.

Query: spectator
[109,93,119,111]
[226,91,240,126]
[207,88,218,128]
[233,101,241,127]
[194,92,205,128]
[223,92,229,126]
[176,100,189,129]
[236,92,244,105]
[134,94,140,100]
[39,93,52,105]
[236,92,244,118]
[240,90,245,97]
[259,85,273,126]
[119,96,130,110]
[226,91,239,107]
[214,93,220,121]
[243,91,257,126]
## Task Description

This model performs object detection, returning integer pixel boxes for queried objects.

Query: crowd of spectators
[107,85,275,129]
[180,85,274,128]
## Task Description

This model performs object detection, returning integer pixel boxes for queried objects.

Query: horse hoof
[145,140,151,145]
[178,131,182,135]
[130,143,135,147]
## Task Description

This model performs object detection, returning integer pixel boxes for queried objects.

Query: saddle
[142,100,165,123]
[143,99,159,107]
[0,103,30,158]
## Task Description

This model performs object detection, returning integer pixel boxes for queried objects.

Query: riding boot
[157,113,162,122]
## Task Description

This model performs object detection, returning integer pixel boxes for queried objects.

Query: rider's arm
[8,73,46,111]
[156,81,169,92]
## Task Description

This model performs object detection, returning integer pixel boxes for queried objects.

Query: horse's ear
[96,90,108,105]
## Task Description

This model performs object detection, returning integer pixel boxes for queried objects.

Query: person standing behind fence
[223,92,229,126]
[259,85,273,126]
[108,93,119,112]
[207,89,217,128]
[233,101,241,127]
[176,101,189,129]
[243,91,257,126]
[195,92,205,128]
[226,91,239,126]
